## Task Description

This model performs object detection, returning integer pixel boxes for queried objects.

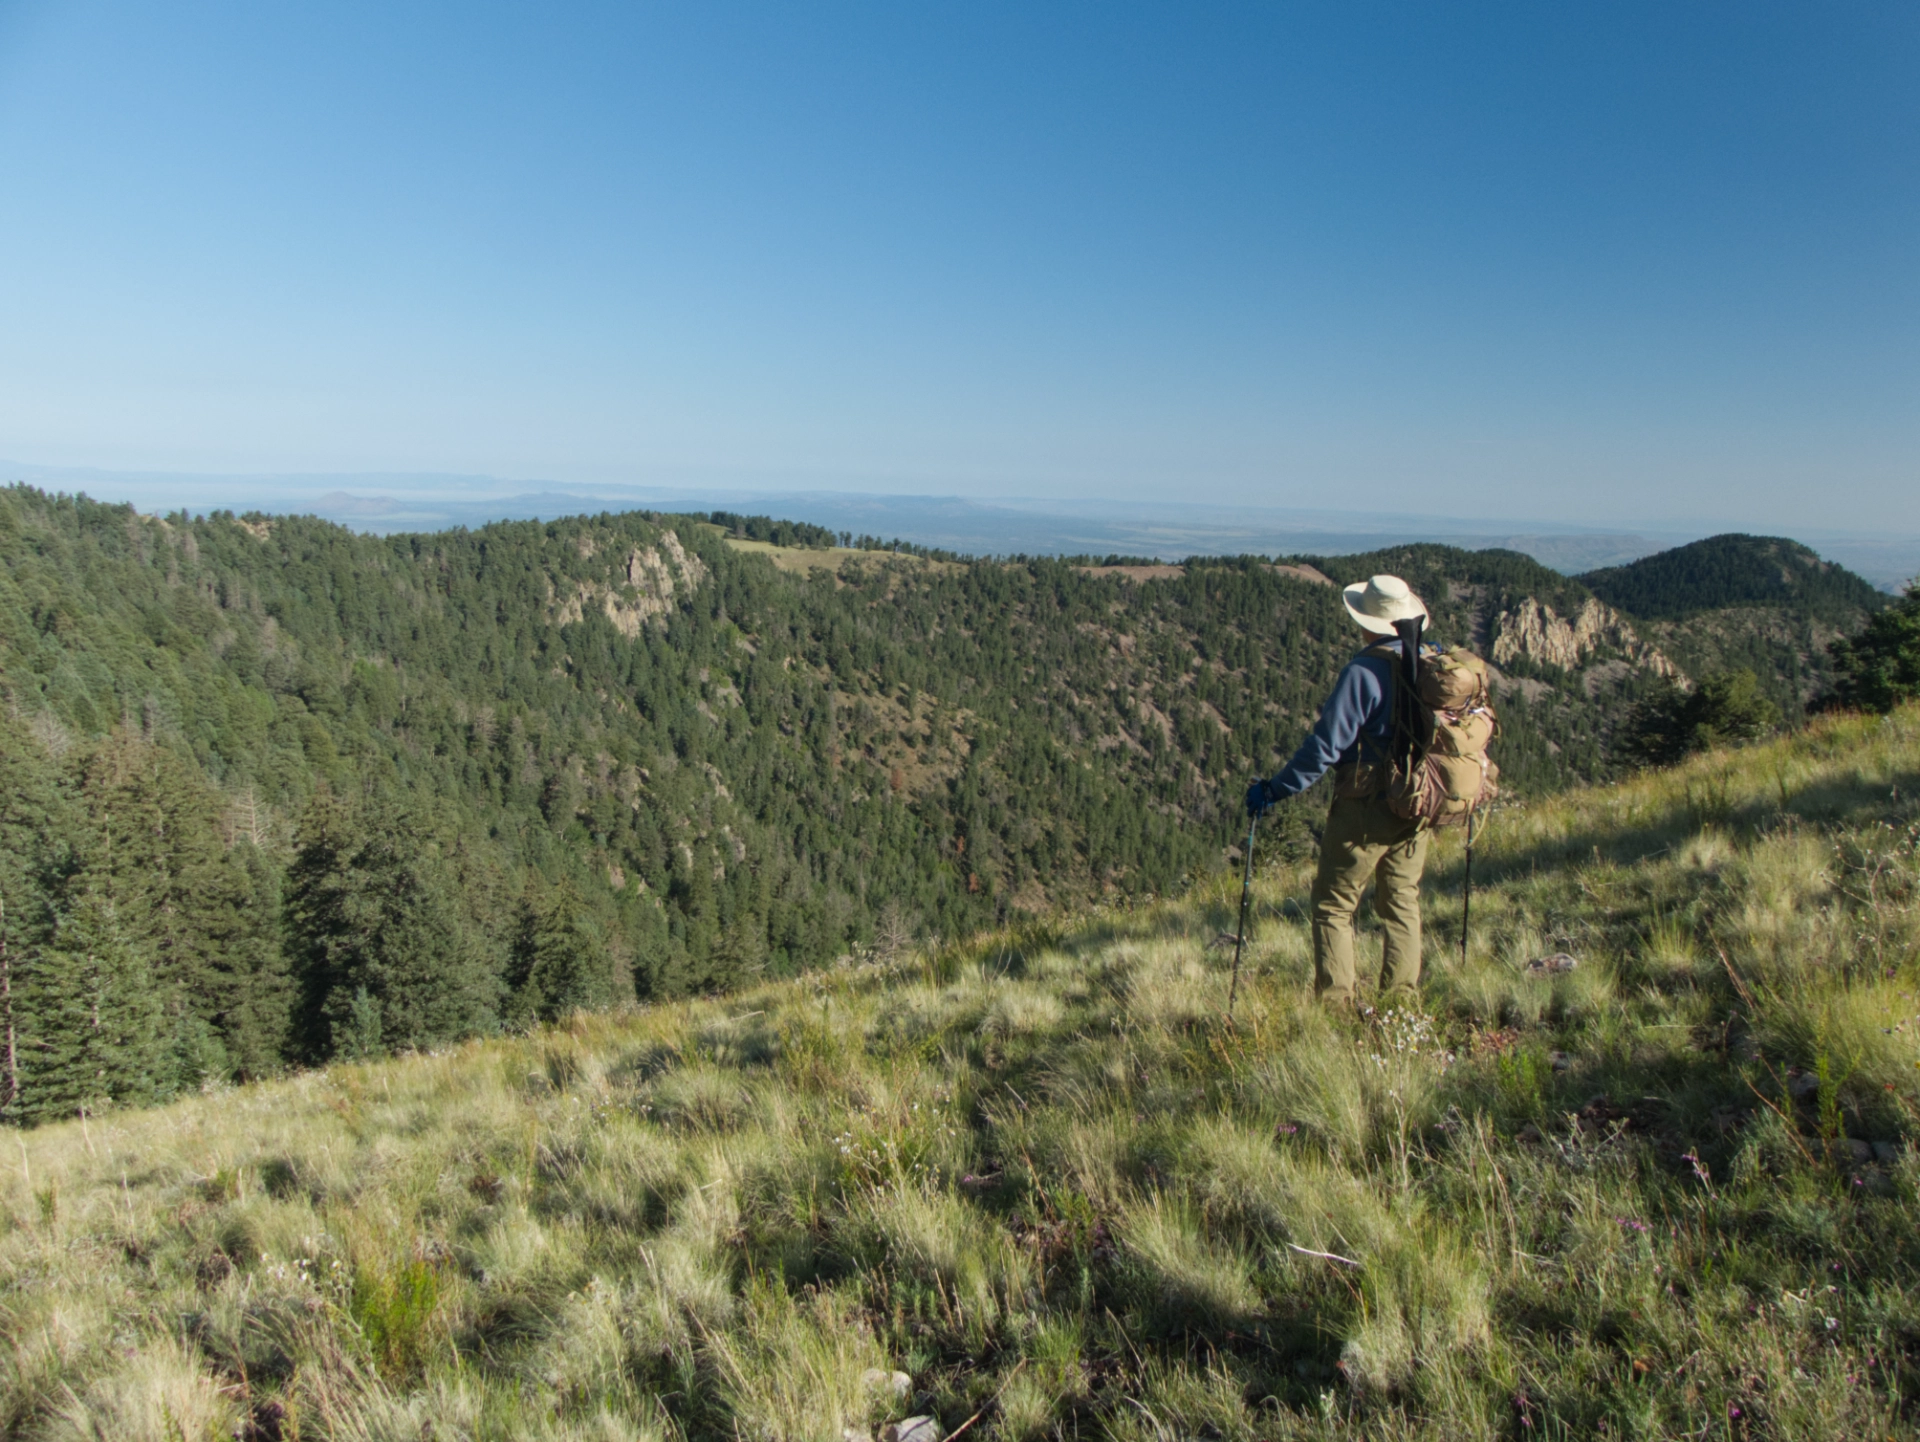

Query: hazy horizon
[6,457,1915,589]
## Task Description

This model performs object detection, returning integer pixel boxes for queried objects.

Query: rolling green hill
[3,706,1916,1440]
[1577,535,1888,717]
[1580,534,1887,625]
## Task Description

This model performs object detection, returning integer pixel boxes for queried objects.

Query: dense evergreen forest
[0,487,1876,1124]
[1580,533,1888,623]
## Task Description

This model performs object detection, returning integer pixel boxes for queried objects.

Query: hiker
[1243,574,1456,1007]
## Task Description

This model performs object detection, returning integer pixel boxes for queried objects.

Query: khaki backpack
[1359,640,1500,826]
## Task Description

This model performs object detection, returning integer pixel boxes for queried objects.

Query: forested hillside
[1576,534,1889,716]
[0,488,1864,1123]
[1580,533,1889,622]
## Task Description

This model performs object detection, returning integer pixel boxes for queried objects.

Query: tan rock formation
[547,529,710,636]
[1492,597,1680,679]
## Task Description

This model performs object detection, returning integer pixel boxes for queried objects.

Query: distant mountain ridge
[14,457,1920,587]
[1578,533,1890,623]
[1563,535,1890,710]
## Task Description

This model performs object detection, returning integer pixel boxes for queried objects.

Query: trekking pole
[1228,811,1258,1023]
[1460,805,1478,968]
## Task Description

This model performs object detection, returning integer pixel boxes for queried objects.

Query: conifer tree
[1830,590,1920,713]
[330,818,497,1053]
[284,786,363,1062]
[503,876,545,1029]
[13,890,164,1124]
[287,791,499,1058]
[507,877,616,1024]
[215,839,295,1077]
[71,731,290,1082]
[0,720,77,1122]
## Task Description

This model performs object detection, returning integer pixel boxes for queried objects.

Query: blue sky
[0,2,1914,532]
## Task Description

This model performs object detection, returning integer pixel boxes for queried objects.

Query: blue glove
[1245,778,1273,818]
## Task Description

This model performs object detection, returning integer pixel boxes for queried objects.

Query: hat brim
[1342,582,1428,635]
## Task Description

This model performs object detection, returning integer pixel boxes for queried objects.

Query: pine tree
[216,839,294,1077]
[285,786,363,1062]
[287,791,499,1058]
[13,890,164,1124]
[507,877,616,1024]
[503,876,545,1029]
[71,731,290,1082]
[329,818,498,1053]
[1829,590,1920,713]
[0,719,78,1122]
[1619,670,1781,767]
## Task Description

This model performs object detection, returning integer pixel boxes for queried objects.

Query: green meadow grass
[4,707,1918,1440]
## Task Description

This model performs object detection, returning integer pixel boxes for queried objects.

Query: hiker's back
[1362,640,1500,826]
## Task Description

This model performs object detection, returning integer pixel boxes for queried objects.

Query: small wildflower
[1680,1150,1716,1193]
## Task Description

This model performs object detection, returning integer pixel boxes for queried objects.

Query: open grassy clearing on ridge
[712,532,861,575]
[4,707,1919,1441]
[710,530,962,579]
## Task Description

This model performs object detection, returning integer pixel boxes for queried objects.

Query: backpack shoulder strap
[1363,639,1438,767]
[1351,643,1402,766]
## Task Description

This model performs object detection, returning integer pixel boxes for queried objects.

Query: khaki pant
[1309,793,1429,1004]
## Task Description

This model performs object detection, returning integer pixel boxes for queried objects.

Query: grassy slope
[712,530,865,575]
[5,709,1919,1442]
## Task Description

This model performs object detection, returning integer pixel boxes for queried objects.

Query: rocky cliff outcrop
[548,531,709,636]
[1492,596,1680,679]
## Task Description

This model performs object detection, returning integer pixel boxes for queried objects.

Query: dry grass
[714,532,962,580]
[715,533,862,575]
[3,706,1918,1439]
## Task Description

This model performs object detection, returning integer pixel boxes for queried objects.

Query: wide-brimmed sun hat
[1342,573,1428,635]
